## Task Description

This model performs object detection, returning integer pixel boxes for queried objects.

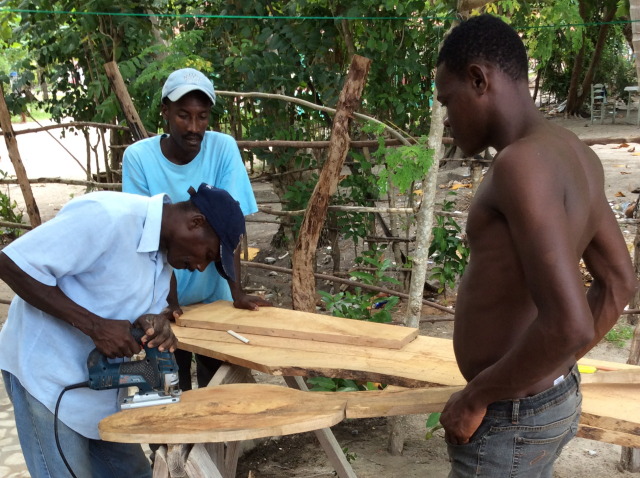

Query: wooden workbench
[100,301,640,477]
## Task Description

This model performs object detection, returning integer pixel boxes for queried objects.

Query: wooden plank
[152,446,169,478]
[284,376,357,478]
[580,383,640,436]
[577,425,640,449]
[99,384,346,444]
[100,382,640,449]
[177,301,418,349]
[578,357,639,371]
[173,327,464,388]
[344,386,463,419]
[184,444,224,478]
[580,369,640,384]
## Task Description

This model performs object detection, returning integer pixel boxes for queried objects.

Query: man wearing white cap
[122,68,270,391]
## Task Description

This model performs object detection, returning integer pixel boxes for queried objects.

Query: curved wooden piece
[99,384,346,444]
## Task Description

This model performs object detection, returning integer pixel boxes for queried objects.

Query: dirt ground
[1,115,640,477]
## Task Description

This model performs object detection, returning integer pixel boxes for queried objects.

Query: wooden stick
[0,84,41,227]
[292,55,372,312]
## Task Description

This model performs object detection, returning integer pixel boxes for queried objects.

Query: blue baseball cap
[162,68,216,105]
[188,183,245,282]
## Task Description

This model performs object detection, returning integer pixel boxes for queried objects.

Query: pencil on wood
[227,330,250,344]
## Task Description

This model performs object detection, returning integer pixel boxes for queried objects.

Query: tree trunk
[568,1,617,116]
[565,42,586,116]
[575,7,617,109]
[291,55,371,312]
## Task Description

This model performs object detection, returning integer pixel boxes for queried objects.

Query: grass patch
[11,106,51,123]
[604,324,634,348]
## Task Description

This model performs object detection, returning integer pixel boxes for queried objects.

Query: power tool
[86,328,182,409]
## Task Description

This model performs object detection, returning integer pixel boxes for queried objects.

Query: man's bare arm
[228,243,272,310]
[0,252,141,358]
[578,207,636,358]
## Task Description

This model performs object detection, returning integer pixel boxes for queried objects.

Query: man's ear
[188,213,207,230]
[161,103,169,122]
[468,64,489,95]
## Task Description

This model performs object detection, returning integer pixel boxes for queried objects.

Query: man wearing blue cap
[0,184,245,478]
[122,68,270,391]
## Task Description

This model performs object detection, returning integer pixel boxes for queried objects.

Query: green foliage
[319,288,400,323]
[307,377,360,392]
[307,376,380,393]
[424,412,443,440]
[604,324,634,348]
[0,170,24,241]
[342,447,357,464]
[359,122,433,196]
[512,0,634,107]
[320,246,400,323]
[428,193,469,294]
[316,246,400,392]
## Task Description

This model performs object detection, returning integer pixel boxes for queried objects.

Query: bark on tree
[291,55,371,312]
[403,98,445,330]
[0,84,41,227]
[103,61,149,142]
[575,6,617,111]
[388,15,454,456]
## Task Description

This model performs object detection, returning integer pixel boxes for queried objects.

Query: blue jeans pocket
[492,410,580,478]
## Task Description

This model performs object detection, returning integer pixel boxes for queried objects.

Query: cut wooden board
[580,383,640,437]
[176,301,418,349]
[99,383,463,444]
[100,382,640,448]
[343,386,463,419]
[580,369,640,384]
[100,384,345,444]
[173,326,465,388]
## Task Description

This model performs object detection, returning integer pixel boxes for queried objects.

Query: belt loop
[571,364,581,386]
[511,399,520,424]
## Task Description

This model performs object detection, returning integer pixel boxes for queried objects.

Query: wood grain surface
[173,325,464,388]
[176,301,418,349]
[100,384,345,444]
[100,381,640,448]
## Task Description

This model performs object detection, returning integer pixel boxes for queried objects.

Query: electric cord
[54,382,89,478]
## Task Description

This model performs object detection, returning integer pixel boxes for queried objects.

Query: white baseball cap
[161,68,216,104]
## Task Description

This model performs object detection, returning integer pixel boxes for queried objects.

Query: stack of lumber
[101,301,640,448]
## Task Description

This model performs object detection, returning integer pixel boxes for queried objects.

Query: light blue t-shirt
[122,131,257,305]
[0,192,172,439]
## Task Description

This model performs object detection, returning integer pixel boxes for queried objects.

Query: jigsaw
[87,328,182,409]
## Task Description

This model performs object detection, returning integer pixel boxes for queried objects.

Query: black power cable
[54,382,89,478]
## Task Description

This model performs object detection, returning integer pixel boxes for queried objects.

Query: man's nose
[187,117,199,133]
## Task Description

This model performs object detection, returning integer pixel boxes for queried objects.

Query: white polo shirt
[0,191,172,439]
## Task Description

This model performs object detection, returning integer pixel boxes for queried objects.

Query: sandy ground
[0,115,639,477]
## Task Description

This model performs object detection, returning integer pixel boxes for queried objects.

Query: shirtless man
[435,15,637,477]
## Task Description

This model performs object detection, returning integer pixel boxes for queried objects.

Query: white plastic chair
[590,83,616,124]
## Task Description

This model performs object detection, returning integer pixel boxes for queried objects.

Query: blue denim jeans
[447,365,582,478]
[2,370,152,478]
